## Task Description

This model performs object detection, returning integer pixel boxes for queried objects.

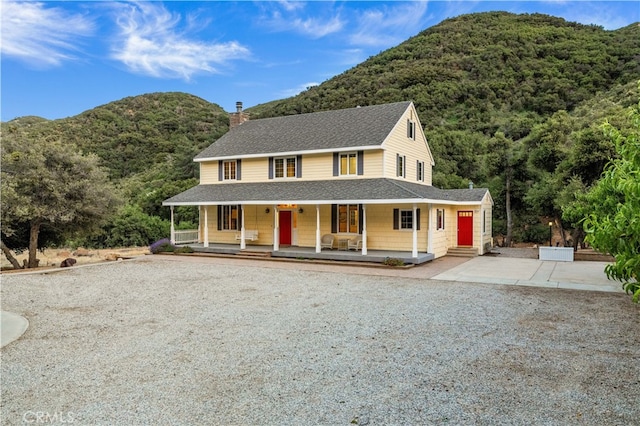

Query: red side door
[279,210,292,245]
[457,211,473,246]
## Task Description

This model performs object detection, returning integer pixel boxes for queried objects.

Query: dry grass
[1,247,150,273]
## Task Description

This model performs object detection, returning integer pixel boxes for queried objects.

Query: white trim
[194,145,382,162]
[164,198,485,207]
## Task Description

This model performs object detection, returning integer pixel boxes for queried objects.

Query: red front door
[457,211,473,246]
[279,210,292,245]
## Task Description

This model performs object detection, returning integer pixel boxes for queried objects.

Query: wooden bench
[235,230,259,241]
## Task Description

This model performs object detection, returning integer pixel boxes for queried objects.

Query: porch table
[337,238,349,251]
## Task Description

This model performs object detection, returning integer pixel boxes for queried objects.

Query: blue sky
[1,1,638,121]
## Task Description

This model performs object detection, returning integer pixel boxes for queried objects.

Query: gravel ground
[1,256,638,425]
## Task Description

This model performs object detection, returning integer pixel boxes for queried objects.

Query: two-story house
[163,101,493,264]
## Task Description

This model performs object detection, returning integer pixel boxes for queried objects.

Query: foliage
[382,257,405,267]
[174,246,195,254]
[1,134,121,267]
[249,13,639,242]
[150,238,176,254]
[77,205,171,249]
[580,102,640,302]
[1,13,640,252]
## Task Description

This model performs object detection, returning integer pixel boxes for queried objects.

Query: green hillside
[2,12,639,248]
[248,12,640,244]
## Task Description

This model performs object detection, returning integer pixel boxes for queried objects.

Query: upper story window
[223,160,237,180]
[407,119,416,140]
[333,151,363,177]
[218,159,241,181]
[340,152,357,175]
[417,160,425,182]
[396,154,406,178]
[275,157,296,178]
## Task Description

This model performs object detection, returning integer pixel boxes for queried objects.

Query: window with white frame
[340,152,357,175]
[338,204,359,233]
[274,157,296,178]
[399,209,413,229]
[220,205,239,230]
[437,209,445,230]
[397,154,406,177]
[223,160,237,180]
[417,160,425,182]
[407,119,416,140]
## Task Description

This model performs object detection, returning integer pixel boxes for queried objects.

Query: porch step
[239,250,272,258]
[447,247,479,258]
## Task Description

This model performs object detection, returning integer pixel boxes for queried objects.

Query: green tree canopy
[573,101,640,302]
[1,136,122,268]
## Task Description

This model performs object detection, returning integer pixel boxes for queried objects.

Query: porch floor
[180,243,435,265]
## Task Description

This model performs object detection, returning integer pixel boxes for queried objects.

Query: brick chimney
[229,101,249,129]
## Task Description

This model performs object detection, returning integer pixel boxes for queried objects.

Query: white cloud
[110,2,250,80]
[349,2,430,47]
[0,1,94,67]
[260,3,344,38]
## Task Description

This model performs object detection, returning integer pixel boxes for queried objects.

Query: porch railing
[174,229,199,244]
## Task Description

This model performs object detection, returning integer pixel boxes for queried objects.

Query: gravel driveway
[1,256,638,425]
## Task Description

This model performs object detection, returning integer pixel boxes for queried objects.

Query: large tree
[579,101,640,302]
[1,135,121,268]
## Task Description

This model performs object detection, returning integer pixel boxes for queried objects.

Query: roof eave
[194,145,383,162]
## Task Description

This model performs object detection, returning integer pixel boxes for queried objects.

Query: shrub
[174,246,194,254]
[383,257,405,267]
[149,238,175,254]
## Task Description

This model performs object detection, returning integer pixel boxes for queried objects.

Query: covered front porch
[178,242,435,265]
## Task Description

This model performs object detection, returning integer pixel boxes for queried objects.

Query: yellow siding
[301,154,333,180]
[200,162,217,184]
[382,106,433,185]
[200,205,275,246]
[296,204,428,251]
[240,158,268,182]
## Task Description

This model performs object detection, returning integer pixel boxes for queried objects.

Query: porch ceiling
[163,178,488,206]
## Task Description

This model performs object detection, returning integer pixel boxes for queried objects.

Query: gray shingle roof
[195,101,413,160]
[163,178,490,205]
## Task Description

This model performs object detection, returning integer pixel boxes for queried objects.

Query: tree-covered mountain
[2,12,639,248]
[248,12,640,244]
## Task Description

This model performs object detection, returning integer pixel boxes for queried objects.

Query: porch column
[315,204,321,253]
[240,204,246,250]
[197,206,202,244]
[273,205,280,251]
[203,206,209,248]
[427,204,433,254]
[362,204,368,255]
[170,206,175,244]
[412,203,418,258]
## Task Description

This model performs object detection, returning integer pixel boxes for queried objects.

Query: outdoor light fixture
[548,221,553,247]
[265,208,270,214]
[298,208,304,214]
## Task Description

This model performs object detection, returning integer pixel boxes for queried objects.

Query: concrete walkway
[0,255,624,349]
[431,256,623,293]
[0,311,29,348]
